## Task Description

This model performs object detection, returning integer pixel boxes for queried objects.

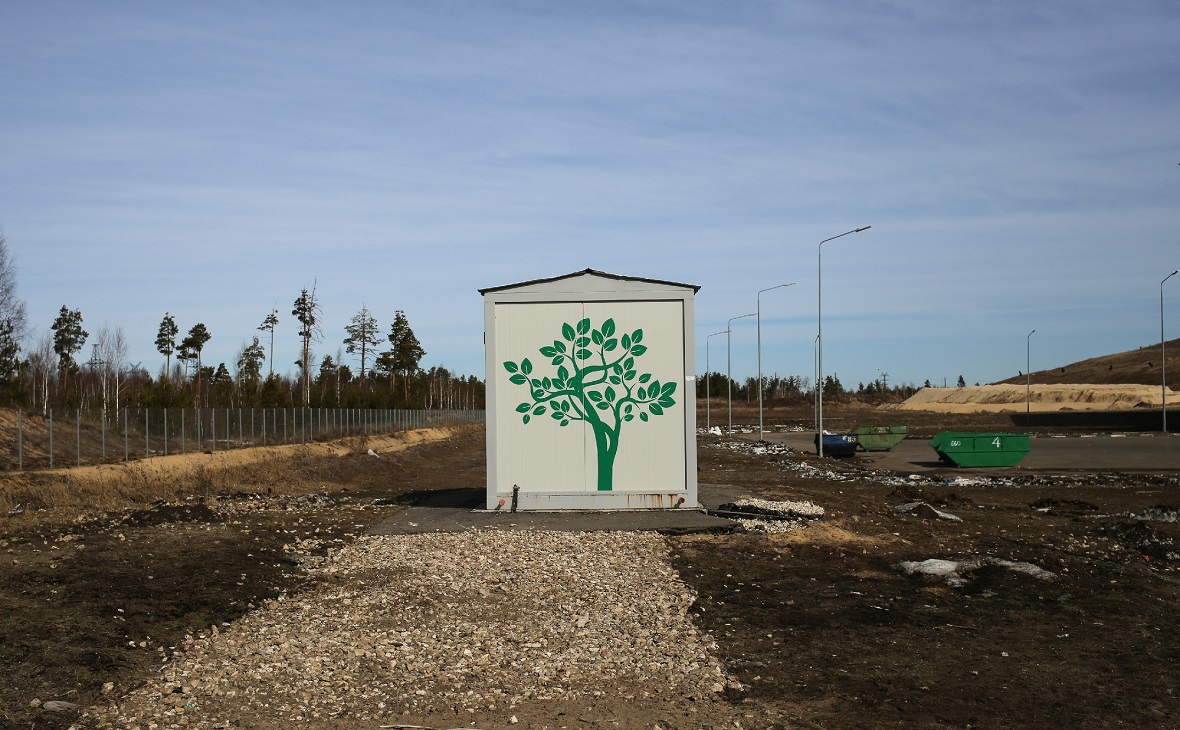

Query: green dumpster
[929,432,1030,467]
[853,425,908,451]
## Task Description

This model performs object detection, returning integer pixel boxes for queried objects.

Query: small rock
[43,700,79,712]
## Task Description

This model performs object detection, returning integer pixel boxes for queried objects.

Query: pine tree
[51,305,87,393]
[387,310,425,402]
[292,284,321,406]
[343,304,380,383]
[181,323,211,402]
[156,313,179,377]
[258,308,279,377]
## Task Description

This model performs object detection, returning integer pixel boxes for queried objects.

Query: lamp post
[757,283,795,442]
[1163,270,1179,432]
[1026,329,1036,423]
[705,330,727,433]
[817,226,871,456]
[728,312,756,434]
[813,334,819,432]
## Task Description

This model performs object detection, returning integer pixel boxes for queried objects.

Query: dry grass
[0,426,463,529]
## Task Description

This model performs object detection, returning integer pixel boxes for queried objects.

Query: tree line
[0,233,485,414]
[697,371,920,403]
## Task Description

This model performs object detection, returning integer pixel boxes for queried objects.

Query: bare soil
[3,406,1179,729]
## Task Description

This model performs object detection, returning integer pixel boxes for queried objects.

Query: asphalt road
[767,431,1180,474]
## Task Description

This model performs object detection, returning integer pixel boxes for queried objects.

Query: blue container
[815,432,858,457]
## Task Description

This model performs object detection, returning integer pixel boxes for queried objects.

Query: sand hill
[899,383,1173,414]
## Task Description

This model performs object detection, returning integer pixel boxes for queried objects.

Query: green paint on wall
[504,317,677,491]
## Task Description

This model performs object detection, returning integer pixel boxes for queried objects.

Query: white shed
[481,269,699,510]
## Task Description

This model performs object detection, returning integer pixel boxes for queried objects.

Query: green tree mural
[503,316,677,491]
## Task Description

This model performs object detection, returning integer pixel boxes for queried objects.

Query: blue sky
[1,1,1177,391]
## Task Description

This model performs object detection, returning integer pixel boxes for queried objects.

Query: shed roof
[479,268,701,295]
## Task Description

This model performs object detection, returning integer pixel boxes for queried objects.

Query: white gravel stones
[81,530,731,728]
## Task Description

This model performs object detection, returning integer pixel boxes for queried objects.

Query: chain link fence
[5,408,485,472]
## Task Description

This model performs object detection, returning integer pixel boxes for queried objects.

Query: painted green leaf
[623,370,636,381]
[605,386,616,402]
[521,358,533,375]
[542,377,552,389]
[510,374,527,385]
[649,379,660,395]
[661,382,678,396]
[532,389,543,398]
[658,397,675,408]
[562,323,575,341]
[523,414,531,424]
[557,365,569,380]
[530,378,541,388]
[575,336,590,347]
[516,403,531,413]
[632,329,643,344]
[539,346,557,357]
[624,414,634,422]
[533,405,546,416]
[587,391,603,402]
[591,330,604,345]
[612,363,623,374]
[560,419,570,426]
[608,375,622,385]
[640,412,649,422]
[553,340,567,353]
[638,386,647,400]
[621,333,632,349]
[602,318,616,337]
[603,338,617,351]
[576,349,591,360]
[638,373,651,383]
[577,318,591,335]
[504,361,519,373]
[551,356,563,366]
[631,345,647,356]
[649,403,664,416]
[551,410,563,420]
[596,402,610,410]
[560,400,571,412]
[624,403,633,414]
[624,357,634,370]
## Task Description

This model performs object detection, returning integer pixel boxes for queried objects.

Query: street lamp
[817,225,871,456]
[1163,270,1178,432]
[757,283,795,441]
[1026,329,1036,422]
[813,334,819,432]
[728,312,756,434]
[705,330,727,433]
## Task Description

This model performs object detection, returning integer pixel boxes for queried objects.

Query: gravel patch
[80,530,733,728]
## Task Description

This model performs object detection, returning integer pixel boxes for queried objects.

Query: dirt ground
[3,404,1179,729]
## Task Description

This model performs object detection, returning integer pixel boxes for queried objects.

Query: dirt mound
[898,383,1172,414]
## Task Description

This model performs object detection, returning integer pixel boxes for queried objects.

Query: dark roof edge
[479,268,701,295]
